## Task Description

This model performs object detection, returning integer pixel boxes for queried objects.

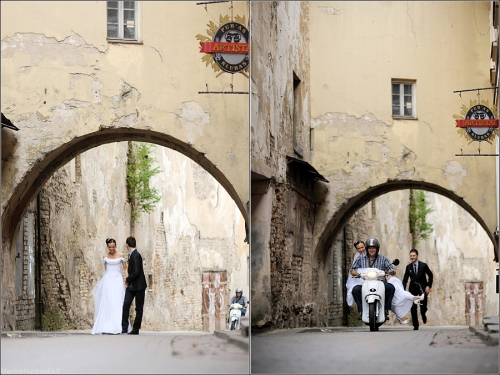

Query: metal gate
[202,272,227,332]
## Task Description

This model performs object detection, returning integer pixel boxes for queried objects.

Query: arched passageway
[2,130,249,331]
[2,128,248,247]
[315,180,497,263]
[319,186,497,328]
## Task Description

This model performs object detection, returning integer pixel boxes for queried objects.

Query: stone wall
[11,142,248,332]
[250,1,318,330]
[331,190,498,327]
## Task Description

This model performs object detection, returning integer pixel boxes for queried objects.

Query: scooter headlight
[366,270,378,279]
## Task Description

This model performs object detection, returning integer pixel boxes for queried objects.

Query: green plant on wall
[409,189,434,247]
[127,142,161,221]
[41,308,64,331]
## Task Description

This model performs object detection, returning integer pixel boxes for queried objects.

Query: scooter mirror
[392,259,400,266]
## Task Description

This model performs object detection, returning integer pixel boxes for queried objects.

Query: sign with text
[197,15,249,75]
[454,100,499,143]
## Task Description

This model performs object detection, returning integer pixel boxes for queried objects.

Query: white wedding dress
[346,258,415,319]
[91,257,131,334]
[386,276,415,319]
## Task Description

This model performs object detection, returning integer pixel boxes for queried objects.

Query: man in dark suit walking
[403,248,433,330]
[122,236,147,334]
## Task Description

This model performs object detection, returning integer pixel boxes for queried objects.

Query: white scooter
[359,259,399,331]
[228,303,243,330]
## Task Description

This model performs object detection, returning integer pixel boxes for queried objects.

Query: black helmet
[365,238,380,254]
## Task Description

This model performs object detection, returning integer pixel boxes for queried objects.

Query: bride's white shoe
[414,293,425,305]
[398,318,409,325]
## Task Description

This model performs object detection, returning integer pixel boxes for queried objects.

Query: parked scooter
[228,302,243,330]
[358,259,399,331]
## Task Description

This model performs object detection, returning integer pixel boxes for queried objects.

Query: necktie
[414,263,417,274]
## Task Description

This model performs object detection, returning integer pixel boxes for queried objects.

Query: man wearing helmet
[230,288,249,316]
[349,238,396,321]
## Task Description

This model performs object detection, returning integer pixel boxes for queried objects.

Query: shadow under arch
[2,128,248,247]
[315,180,498,264]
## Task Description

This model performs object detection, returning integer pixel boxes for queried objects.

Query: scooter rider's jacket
[230,295,249,306]
[350,254,395,279]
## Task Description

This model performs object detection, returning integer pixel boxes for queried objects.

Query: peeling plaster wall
[1,1,249,327]
[251,1,311,179]
[8,143,247,331]
[250,2,318,329]
[135,146,248,331]
[337,190,497,327]
[309,1,497,255]
[1,0,249,246]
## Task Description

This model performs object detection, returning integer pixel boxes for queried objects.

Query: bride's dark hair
[105,238,116,245]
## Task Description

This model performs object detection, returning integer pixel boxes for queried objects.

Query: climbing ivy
[409,189,434,247]
[126,142,161,221]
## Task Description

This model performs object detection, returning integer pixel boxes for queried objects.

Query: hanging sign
[197,15,249,76]
[454,100,499,143]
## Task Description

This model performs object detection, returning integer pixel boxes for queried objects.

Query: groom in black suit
[122,236,147,334]
[403,248,433,330]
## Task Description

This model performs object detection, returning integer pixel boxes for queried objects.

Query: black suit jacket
[126,249,147,292]
[403,261,433,295]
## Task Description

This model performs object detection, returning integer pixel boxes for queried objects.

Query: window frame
[391,80,417,119]
[106,1,140,42]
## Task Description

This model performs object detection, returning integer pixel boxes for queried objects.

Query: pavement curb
[470,326,499,346]
[214,330,249,352]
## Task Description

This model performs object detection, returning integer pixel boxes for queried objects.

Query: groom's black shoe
[128,330,139,335]
[121,330,127,334]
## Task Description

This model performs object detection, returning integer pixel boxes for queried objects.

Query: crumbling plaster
[2,1,249,255]
[309,1,497,260]
[251,1,311,180]
[340,190,497,327]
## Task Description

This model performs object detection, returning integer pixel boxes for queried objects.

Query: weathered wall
[250,1,498,330]
[309,1,497,259]
[0,0,250,279]
[335,190,498,327]
[10,143,247,331]
[1,1,249,329]
[250,2,320,329]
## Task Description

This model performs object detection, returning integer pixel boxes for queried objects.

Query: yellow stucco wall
[1,1,249,237]
[309,1,497,254]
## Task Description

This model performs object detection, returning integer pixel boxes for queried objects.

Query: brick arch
[1,128,248,249]
[314,180,497,265]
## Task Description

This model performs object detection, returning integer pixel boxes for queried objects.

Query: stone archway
[1,129,248,330]
[2,128,248,249]
[316,182,497,327]
[315,180,496,264]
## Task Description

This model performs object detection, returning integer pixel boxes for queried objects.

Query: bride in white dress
[91,238,131,335]
[386,275,424,324]
[346,241,423,324]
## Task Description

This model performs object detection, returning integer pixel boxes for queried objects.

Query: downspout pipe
[36,193,42,329]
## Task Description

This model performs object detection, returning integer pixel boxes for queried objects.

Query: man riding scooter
[350,238,396,322]
[227,288,249,330]
[230,288,249,316]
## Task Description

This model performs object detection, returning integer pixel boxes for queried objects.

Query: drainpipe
[36,193,42,329]
[342,226,348,326]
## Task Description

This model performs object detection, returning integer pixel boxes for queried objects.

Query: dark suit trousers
[122,288,146,331]
[352,281,395,313]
